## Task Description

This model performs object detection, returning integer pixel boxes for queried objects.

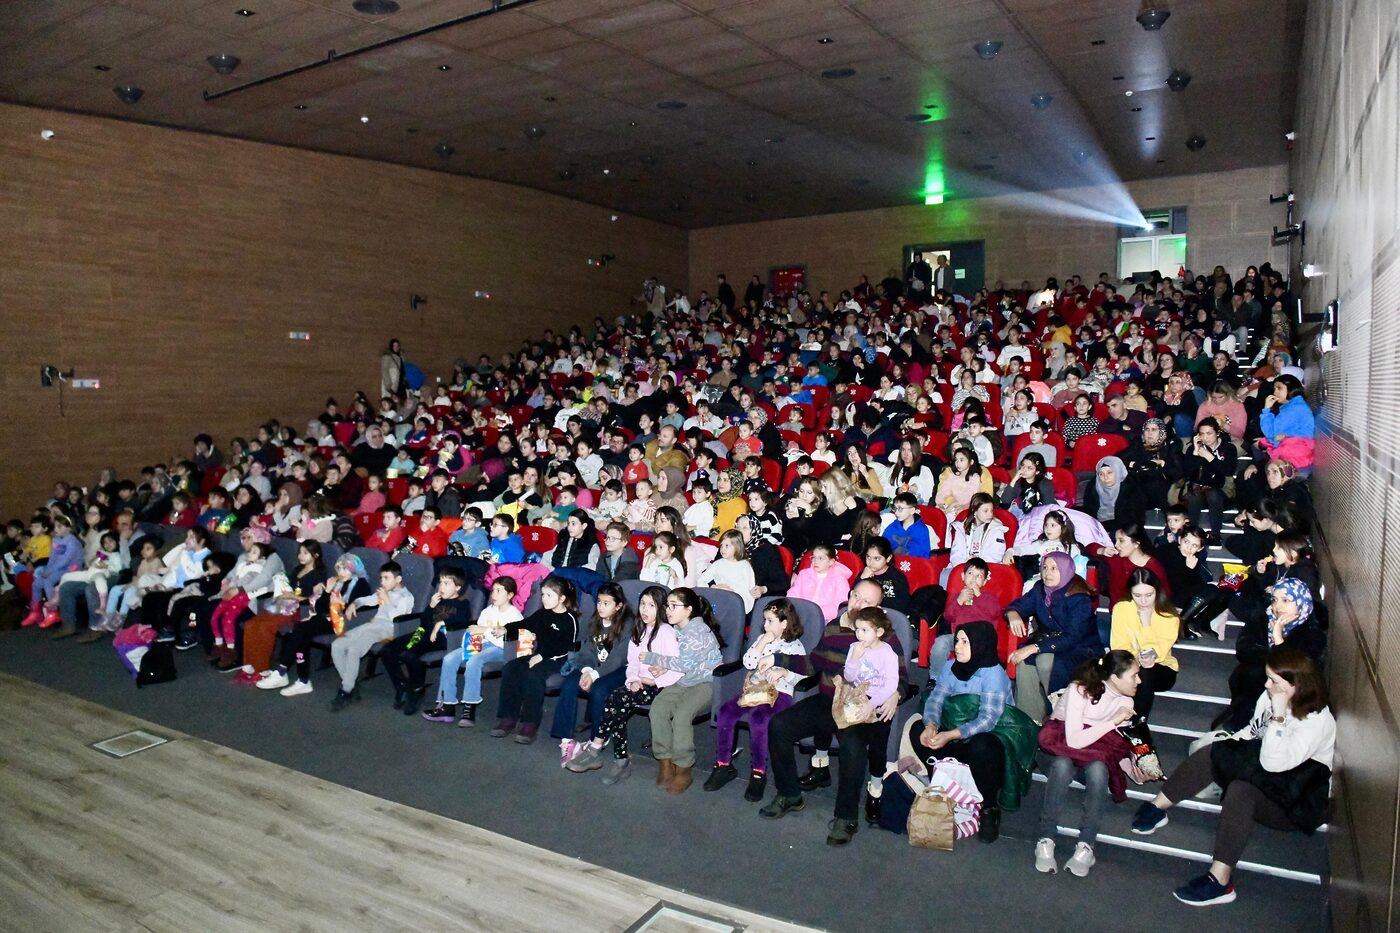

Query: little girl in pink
[788,544,853,621]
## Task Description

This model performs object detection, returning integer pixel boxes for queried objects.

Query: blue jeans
[59,580,100,629]
[549,666,627,739]
[437,642,506,705]
[1038,755,1110,846]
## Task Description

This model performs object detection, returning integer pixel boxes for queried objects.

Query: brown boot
[666,765,693,795]
[656,759,674,787]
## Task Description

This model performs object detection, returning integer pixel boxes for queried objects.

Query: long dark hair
[591,582,632,653]
[668,586,726,649]
[1070,650,1139,704]
[1121,567,1178,618]
[632,585,670,649]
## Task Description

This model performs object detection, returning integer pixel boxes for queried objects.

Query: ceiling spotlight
[972,40,1003,60]
[40,129,55,140]
[602,168,611,175]
[524,125,545,142]
[628,121,639,127]
[1072,150,1090,163]
[359,114,369,123]
[235,7,255,15]
[1165,69,1191,91]
[1125,90,1133,96]
[294,103,308,110]
[434,142,454,159]
[817,37,833,44]
[93,64,111,71]
[558,166,577,180]
[1030,93,1053,110]
[904,113,931,122]
[1136,6,1170,30]
[609,214,618,222]
[438,64,451,71]
[113,84,144,104]
[656,100,687,110]
[352,0,400,14]
[1130,106,1142,112]
[1185,134,1207,151]
[206,53,240,75]
[820,67,856,79]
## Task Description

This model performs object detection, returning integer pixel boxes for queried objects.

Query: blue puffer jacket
[1260,395,1315,441]
[1005,581,1101,692]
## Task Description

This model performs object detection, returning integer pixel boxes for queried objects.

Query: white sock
[867,777,883,797]
[214,638,224,647]
[811,752,830,768]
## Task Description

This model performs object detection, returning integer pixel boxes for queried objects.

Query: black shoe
[758,794,805,820]
[393,688,407,710]
[744,769,768,802]
[401,689,425,716]
[703,764,739,792]
[864,794,882,824]
[330,690,352,712]
[1205,531,1223,547]
[175,638,199,651]
[978,806,1001,843]
[826,818,859,846]
[1180,623,1201,641]
[798,765,831,790]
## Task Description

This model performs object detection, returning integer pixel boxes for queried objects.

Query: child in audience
[208,541,269,667]
[485,514,525,564]
[550,582,634,741]
[622,478,657,529]
[490,576,581,744]
[643,587,725,793]
[368,506,408,553]
[566,586,680,783]
[98,536,162,632]
[640,531,686,588]
[825,607,900,846]
[328,561,416,709]
[788,543,853,621]
[422,577,521,726]
[683,479,715,538]
[704,598,809,801]
[381,567,473,716]
[698,530,759,611]
[1154,503,1190,550]
[588,480,628,524]
[448,507,489,557]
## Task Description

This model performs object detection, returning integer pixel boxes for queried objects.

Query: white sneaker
[280,680,313,697]
[257,671,289,691]
[1065,842,1095,877]
[1034,838,1058,874]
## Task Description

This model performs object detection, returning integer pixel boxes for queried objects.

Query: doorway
[904,240,985,295]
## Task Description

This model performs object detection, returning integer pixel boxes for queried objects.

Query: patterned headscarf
[244,525,272,546]
[1268,576,1314,643]
[716,467,745,503]
[334,553,367,581]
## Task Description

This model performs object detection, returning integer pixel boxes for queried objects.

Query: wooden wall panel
[0,102,687,517]
[687,165,1290,298]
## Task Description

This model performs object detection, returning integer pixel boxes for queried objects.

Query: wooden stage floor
[0,672,813,933]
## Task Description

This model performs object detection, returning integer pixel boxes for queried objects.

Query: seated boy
[330,561,416,710]
[379,567,473,715]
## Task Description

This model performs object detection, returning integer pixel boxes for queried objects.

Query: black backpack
[136,642,178,687]
[332,514,361,550]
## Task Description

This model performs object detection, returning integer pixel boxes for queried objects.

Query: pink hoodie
[788,563,854,622]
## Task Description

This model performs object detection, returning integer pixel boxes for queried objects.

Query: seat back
[518,525,558,555]
[704,586,761,720]
[267,536,300,573]
[349,546,389,581]
[1069,433,1128,473]
[892,554,938,594]
[619,578,663,612]
[395,553,436,612]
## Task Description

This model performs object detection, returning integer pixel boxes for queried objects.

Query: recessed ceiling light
[1073,150,1090,163]
[972,163,994,171]
[524,124,545,141]
[1185,134,1206,151]
[558,167,577,180]
[609,214,618,221]
[1125,90,1133,96]
[640,154,658,166]
[602,168,611,175]
[438,64,451,71]
[1166,69,1191,91]
[745,159,757,167]
[1090,39,1106,46]
[294,103,308,110]
[1112,75,1124,80]
[904,113,931,122]
[1137,8,1170,30]
[821,67,856,79]
[1030,93,1053,109]
[235,7,255,15]
[113,84,144,104]
[628,121,638,127]
[359,115,369,123]
[1145,136,1156,140]
[817,37,833,44]
[656,100,686,110]
[878,75,892,82]
[435,142,454,159]
[207,53,240,75]
[924,103,939,110]
[1130,106,1142,112]
[972,39,1003,60]
[352,0,400,14]
[1156,159,1167,163]
[93,64,111,71]
[543,95,556,102]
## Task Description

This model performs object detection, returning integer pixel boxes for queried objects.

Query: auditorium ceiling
[0,0,1307,227]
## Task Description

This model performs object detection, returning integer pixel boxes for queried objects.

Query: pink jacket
[788,564,853,622]
[483,562,552,612]
[626,623,682,687]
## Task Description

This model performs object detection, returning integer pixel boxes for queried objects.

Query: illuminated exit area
[1117,207,1188,281]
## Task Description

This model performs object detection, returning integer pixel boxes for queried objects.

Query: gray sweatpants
[1014,652,1057,724]
[332,618,394,693]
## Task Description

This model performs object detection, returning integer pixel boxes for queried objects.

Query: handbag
[831,679,871,729]
[737,670,779,708]
[1186,729,1234,800]
[928,758,984,839]
[907,788,956,850]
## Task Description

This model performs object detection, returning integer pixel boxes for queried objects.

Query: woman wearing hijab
[1118,419,1184,528]
[1079,455,1128,534]
[713,467,748,534]
[259,553,371,697]
[1003,552,1101,722]
[1219,576,1325,731]
[904,621,1013,842]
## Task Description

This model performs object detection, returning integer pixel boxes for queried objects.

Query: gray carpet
[0,627,1328,932]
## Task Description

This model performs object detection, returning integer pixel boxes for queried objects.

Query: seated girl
[548,583,634,740]
[703,598,809,802]
[697,530,760,613]
[788,543,854,622]
[420,577,522,726]
[490,576,582,744]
